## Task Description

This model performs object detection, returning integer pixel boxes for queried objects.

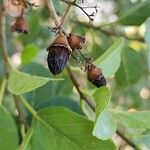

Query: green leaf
[31,107,115,150]
[0,106,18,150]
[111,110,150,130]
[115,47,142,87]
[22,44,39,64]
[93,87,111,117]
[93,87,116,140]
[119,1,150,25]
[19,128,33,150]
[93,110,116,141]
[94,38,125,77]
[8,70,62,95]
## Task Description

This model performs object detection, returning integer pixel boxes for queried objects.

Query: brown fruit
[47,33,71,75]
[87,63,106,88]
[11,16,29,34]
[67,34,85,50]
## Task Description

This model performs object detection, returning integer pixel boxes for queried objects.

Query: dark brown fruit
[47,33,71,75]
[87,63,106,88]
[11,16,29,34]
[67,34,85,50]
[47,46,70,75]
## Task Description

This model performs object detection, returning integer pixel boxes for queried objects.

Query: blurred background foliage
[0,0,150,149]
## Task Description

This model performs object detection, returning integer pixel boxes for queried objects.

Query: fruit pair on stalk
[47,32,106,88]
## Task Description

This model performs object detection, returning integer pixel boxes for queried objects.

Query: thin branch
[45,0,60,27]
[116,130,140,150]
[66,65,95,110]
[13,95,29,130]
[0,7,9,78]
[75,21,144,42]
[59,4,72,28]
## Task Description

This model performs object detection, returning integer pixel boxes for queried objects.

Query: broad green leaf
[22,44,39,64]
[119,1,150,25]
[145,17,150,71]
[94,38,125,77]
[0,106,18,150]
[8,70,62,95]
[19,128,33,150]
[93,87,116,140]
[115,47,142,87]
[111,110,150,130]
[31,107,115,150]
[93,87,111,117]
[93,110,116,141]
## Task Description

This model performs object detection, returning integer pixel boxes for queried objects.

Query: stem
[66,65,95,111]
[116,130,140,150]
[13,95,29,130]
[19,96,37,117]
[0,79,7,105]
[45,0,60,27]
[75,21,144,42]
[0,7,9,78]
[59,5,72,28]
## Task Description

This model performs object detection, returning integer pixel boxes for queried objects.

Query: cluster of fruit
[3,0,106,88]
[47,32,106,88]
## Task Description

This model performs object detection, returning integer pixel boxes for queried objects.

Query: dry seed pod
[87,63,106,88]
[47,33,71,75]
[4,0,27,17]
[11,15,29,34]
[67,34,85,51]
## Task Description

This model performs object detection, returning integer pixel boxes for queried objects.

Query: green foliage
[95,38,125,77]
[22,44,39,64]
[115,47,142,87]
[119,1,150,25]
[0,106,18,150]
[8,69,62,95]
[31,107,115,150]
[93,87,116,140]
[0,0,150,149]
[18,128,33,150]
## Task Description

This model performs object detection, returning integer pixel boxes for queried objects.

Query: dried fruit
[67,34,85,51]
[47,33,71,75]
[4,0,27,17]
[11,15,29,34]
[87,63,106,88]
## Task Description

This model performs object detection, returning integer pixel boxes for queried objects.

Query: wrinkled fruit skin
[47,46,70,75]
[11,16,29,34]
[67,34,85,50]
[87,64,106,88]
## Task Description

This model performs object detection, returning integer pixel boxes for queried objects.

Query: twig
[61,0,99,22]
[0,7,9,78]
[45,0,60,27]
[45,1,139,149]
[66,65,95,110]
[59,4,72,28]
[116,130,140,150]
[13,95,29,130]
[75,21,144,42]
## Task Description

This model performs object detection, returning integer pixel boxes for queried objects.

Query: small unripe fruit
[47,33,71,75]
[11,16,29,34]
[87,63,106,88]
[67,34,85,51]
